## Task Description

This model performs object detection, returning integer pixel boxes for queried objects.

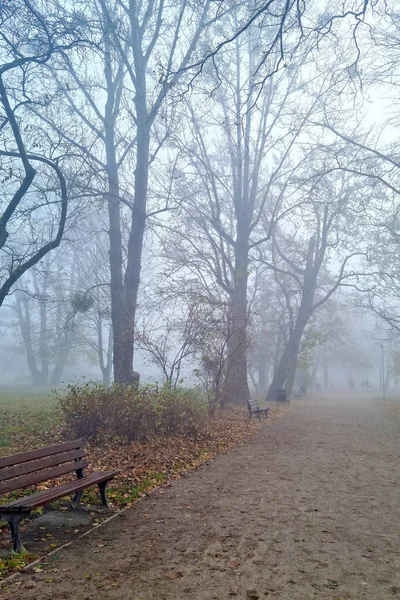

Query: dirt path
[5,394,400,600]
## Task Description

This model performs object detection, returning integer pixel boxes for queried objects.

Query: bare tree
[10,252,82,386]
[136,299,211,388]
[157,20,335,404]
[261,170,367,399]
[96,0,240,383]
[0,0,91,306]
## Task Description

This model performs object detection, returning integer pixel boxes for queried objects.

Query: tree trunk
[37,288,49,386]
[103,63,124,384]
[109,25,150,385]
[222,219,250,405]
[285,344,301,398]
[103,324,113,385]
[267,237,316,400]
[116,117,150,383]
[98,312,113,386]
[108,163,124,383]
[106,154,123,383]
[50,348,69,386]
[32,267,50,385]
[266,336,293,400]
[272,326,284,378]
[14,293,43,385]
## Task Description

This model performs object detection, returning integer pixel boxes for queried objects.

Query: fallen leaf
[228,559,241,568]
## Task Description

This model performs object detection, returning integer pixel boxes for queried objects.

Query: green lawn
[0,386,62,455]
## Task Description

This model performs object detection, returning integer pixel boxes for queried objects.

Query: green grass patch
[108,471,168,507]
[0,551,39,579]
[0,387,62,455]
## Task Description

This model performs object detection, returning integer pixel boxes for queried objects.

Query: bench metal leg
[1,512,28,553]
[98,481,110,508]
[72,466,84,505]
[72,490,83,505]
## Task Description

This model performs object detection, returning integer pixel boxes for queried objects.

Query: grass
[0,386,62,454]
[0,552,38,580]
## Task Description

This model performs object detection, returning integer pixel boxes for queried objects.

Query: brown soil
[3,394,400,600]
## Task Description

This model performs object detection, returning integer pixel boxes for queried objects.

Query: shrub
[55,382,207,445]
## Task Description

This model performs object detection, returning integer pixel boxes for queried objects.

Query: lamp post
[380,343,386,399]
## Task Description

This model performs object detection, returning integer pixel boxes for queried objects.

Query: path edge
[0,507,128,586]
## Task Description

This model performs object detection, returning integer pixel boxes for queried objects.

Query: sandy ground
[3,394,400,600]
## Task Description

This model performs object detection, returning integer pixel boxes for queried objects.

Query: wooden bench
[0,439,119,553]
[248,400,270,421]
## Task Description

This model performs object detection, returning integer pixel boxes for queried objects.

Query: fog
[1,0,400,403]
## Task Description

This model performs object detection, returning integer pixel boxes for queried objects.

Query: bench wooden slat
[0,448,86,483]
[248,400,268,410]
[0,470,119,511]
[247,400,269,420]
[0,440,83,469]
[0,458,88,495]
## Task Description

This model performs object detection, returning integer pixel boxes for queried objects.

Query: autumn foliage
[56,382,208,444]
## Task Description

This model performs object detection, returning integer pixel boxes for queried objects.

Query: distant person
[350,378,355,390]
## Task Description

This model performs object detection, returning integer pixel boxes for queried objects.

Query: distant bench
[248,400,270,421]
[277,387,289,407]
[0,439,119,552]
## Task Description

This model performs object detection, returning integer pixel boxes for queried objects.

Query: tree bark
[266,316,308,399]
[14,293,42,386]
[222,222,250,405]
[32,269,50,386]
[50,348,69,386]
[103,47,125,383]
[109,16,151,383]
[266,237,316,400]
[117,115,150,383]
[104,324,113,385]
[98,310,113,385]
